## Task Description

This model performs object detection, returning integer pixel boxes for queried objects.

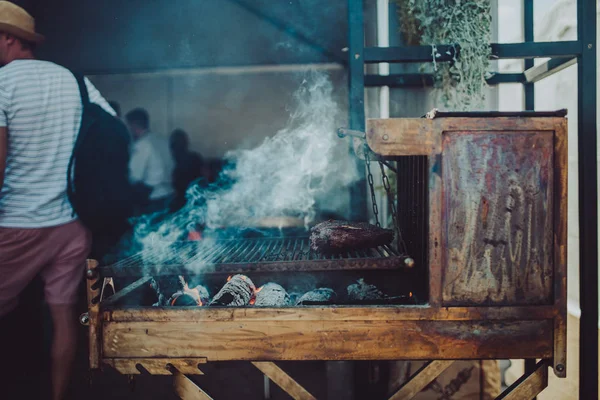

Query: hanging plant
[394,0,492,110]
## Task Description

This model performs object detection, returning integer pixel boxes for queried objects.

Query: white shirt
[0,60,115,228]
[129,132,174,200]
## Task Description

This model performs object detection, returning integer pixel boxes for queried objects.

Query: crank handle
[337,128,366,139]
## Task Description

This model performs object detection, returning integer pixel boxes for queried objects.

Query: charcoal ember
[254,283,290,307]
[310,220,394,254]
[169,291,200,306]
[295,288,336,305]
[209,275,256,306]
[153,293,168,307]
[150,276,185,300]
[347,279,384,302]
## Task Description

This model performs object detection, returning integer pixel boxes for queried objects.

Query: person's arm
[0,127,6,192]
[84,77,116,116]
[129,140,150,184]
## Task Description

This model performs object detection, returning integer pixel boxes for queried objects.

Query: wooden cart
[85,111,567,399]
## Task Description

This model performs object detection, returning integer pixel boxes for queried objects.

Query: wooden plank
[172,367,213,400]
[101,276,152,307]
[104,306,557,323]
[365,117,564,158]
[104,358,207,375]
[429,154,443,306]
[252,362,316,400]
[442,131,555,306]
[88,304,101,369]
[497,360,549,400]
[388,360,454,400]
[553,118,568,377]
[367,119,440,156]
[102,319,553,361]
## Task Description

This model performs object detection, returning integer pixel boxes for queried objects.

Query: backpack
[67,73,134,242]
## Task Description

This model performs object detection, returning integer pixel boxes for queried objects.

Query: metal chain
[364,145,380,227]
[379,161,408,255]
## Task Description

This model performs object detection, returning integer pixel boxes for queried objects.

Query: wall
[88,65,347,159]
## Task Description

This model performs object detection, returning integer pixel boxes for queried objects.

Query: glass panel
[534,0,576,42]
[498,83,524,111]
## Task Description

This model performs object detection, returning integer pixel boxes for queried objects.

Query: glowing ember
[255,286,264,294]
[227,275,232,282]
[409,292,413,298]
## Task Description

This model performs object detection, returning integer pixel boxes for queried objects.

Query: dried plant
[394,0,492,110]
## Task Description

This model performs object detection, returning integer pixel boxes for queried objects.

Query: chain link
[379,161,408,255]
[364,145,380,227]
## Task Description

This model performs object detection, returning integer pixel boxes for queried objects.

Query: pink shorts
[0,220,91,316]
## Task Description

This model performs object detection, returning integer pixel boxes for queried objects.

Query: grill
[99,237,412,277]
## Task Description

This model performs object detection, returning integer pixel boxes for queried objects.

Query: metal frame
[347,0,598,398]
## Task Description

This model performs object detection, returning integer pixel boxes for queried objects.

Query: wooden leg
[496,359,548,400]
[252,361,316,400]
[388,360,454,400]
[172,366,213,400]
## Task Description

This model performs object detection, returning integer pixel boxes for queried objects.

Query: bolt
[404,257,415,268]
[354,53,360,60]
[556,364,565,373]
[86,268,98,280]
[382,134,389,141]
[588,44,593,49]
[79,312,90,326]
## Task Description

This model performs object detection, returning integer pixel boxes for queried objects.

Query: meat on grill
[310,220,394,254]
[347,279,384,302]
[254,283,290,307]
[209,275,256,306]
[295,288,337,305]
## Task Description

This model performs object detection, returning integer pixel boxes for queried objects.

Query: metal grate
[99,237,411,277]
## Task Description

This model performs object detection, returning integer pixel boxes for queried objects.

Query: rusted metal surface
[442,131,554,306]
[497,359,549,400]
[99,238,408,277]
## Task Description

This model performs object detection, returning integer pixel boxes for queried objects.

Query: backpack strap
[72,72,90,105]
[66,71,90,214]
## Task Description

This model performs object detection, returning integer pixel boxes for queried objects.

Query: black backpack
[67,73,134,241]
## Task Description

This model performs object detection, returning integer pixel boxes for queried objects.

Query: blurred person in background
[126,108,174,214]
[169,128,204,211]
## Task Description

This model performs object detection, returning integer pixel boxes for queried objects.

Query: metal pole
[348,0,367,222]
[523,0,534,110]
[577,0,598,398]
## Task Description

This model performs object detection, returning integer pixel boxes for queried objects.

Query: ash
[347,279,384,301]
[254,283,290,307]
[210,275,256,306]
[295,288,336,305]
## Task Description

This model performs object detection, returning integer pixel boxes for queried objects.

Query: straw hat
[0,1,44,44]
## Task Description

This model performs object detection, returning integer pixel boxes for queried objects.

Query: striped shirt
[0,60,115,228]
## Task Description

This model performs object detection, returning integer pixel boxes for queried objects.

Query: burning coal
[129,71,360,272]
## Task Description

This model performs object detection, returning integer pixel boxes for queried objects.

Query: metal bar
[388,360,454,400]
[224,0,344,64]
[577,0,598,397]
[524,57,577,83]
[524,0,535,110]
[364,73,524,87]
[348,0,367,221]
[364,41,582,63]
[101,276,152,307]
[497,360,548,400]
[524,359,537,400]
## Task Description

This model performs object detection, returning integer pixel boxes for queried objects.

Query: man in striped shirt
[0,3,115,399]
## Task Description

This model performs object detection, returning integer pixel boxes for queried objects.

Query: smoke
[129,70,359,270]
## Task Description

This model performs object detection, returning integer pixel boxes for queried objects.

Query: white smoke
[131,70,359,266]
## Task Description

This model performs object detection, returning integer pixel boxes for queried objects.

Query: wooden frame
[85,114,567,399]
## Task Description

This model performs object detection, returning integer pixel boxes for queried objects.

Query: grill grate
[99,237,411,277]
